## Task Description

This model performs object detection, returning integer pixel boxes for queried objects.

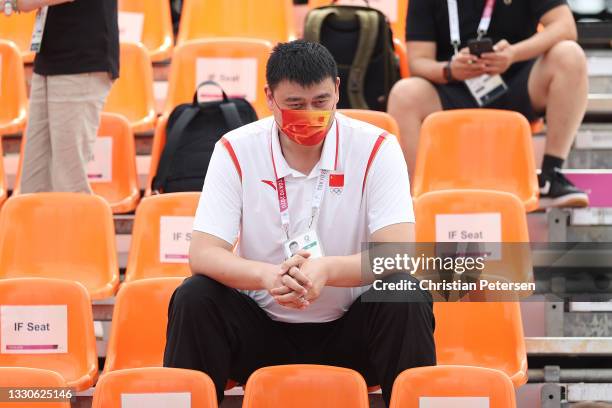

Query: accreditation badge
[30,6,49,53]
[465,73,508,107]
[283,230,324,260]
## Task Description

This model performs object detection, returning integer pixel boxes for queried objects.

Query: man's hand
[481,40,515,75]
[17,0,74,13]
[449,48,486,81]
[265,251,312,309]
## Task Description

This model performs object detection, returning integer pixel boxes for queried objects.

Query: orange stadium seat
[92,368,218,408]
[0,13,35,63]
[0,144,7,207]
[393,37,410,78]
[390,366,516,408]
[0,193,119,299]
[177,0,295,45]
[243,365,370,408]
[104,42,156,133]
[125,193,200,282]
[118,0,174,62]
[434,302,528,388]
[164,38,273,119]
[339,109,400,136]
[13,113,140,214]
[0,40,27,136]
[412,109,539,211]
[0,278,98,391]
[103,278,183,373]
[0,367,71,408]
[307,0,409,43]
[146,114,169,196]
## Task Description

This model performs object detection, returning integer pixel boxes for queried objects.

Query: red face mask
[274,99,334,146]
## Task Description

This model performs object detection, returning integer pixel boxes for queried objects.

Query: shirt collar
[270,117,339,179]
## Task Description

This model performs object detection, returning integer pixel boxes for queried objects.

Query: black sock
[541,154,564,177]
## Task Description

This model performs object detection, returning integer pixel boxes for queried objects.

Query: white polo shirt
[193,112,414,323]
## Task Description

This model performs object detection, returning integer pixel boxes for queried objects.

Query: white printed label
[196,58,257,102]
[87,137,113,183]
[435,213,501,260]
[334,0,398,22]
[420,397,489,408]
[0,305,68,354]
[121,392,191,408]
[118,11,145,43]
[160,216,194,264]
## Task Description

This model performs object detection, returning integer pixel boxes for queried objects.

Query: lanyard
[270,121,339,240]
[447,0,496,54]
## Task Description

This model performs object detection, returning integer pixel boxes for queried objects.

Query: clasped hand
[450,39,515,80]
[264,250,328,310]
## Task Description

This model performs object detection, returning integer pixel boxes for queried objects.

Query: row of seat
[1,106,538,215]
[0,178,531,298]
[0,364,516,408]
[0,277,526,394]
[0,0,408,62]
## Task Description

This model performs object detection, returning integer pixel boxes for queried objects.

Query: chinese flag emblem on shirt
[329,173,344,195]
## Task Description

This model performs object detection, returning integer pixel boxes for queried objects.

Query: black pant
[163,273,436,406]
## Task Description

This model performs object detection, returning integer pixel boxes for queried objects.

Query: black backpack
[303,1,400,111]
[152,81,258,193]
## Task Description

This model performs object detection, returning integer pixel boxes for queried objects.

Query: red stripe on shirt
[362,132,388,194]
[220,137,242,181]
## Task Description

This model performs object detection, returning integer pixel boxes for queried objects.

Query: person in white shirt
[163,40,435,406]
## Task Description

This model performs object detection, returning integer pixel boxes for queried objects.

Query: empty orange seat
[13,113,140,213]
[92,368,217,408]
[118,0,174,62]
[0,40,27,136]
[177,0,295,45]
[243,365,369,408]
[434,302,527,388]
[0,193,119,299]
[0,143,7,207]
[0,367,71,408]
[0,13,35,63]
[0,278,98,391]
[103,278,183,373]
[390,366,516,408]
[339,109,400,136]
[104,42,156,132]
[307,0,408,43]
[164,38,272,119]
[412,109,539,211]
[125,193,200,282]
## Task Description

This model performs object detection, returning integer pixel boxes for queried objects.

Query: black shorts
[434,59,544,122]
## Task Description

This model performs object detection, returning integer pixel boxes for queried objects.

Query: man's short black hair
[266,40,338,91]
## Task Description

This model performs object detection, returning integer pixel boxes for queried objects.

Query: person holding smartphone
[388,0,589,209]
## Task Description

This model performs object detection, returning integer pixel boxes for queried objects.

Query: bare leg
[528,40,588,160]
[388,77,442,179]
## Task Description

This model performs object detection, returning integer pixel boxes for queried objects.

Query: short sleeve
[530,0,567,22]
[192,142,242,245]
[365,137,415,235]
[405,0,437,42]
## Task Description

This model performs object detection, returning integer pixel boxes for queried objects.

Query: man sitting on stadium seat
[164,40,435,406]
[388,0,589,209]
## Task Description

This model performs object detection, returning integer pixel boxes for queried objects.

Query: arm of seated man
[17,0,75,12]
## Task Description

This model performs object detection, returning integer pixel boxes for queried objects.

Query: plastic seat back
[145,115,168,196]
[92,367,217,408]
[413,109,539,211]
[390,365,516,408]
[177,0,295,45]
[0,143,6,206]
[243,365,370,408]
[0,193,119,299]
[0,13,35,63]
[0,40,27,135]
[118,0,174,62]
[0,367,71,408]
[103,278,184,373]
[125,193,200,282]
[339,109,400,136]
[0,278,98,391]
[164,38,272,118]
[90,113,140,213]
[434,302,528,388]
[104,43,156,132]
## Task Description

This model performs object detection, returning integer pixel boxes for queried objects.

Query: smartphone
[468,38,494,57]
